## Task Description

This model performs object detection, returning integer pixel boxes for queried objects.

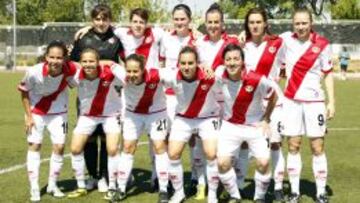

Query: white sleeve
[159,67,176,88]
[111,63,126,86]
[113,27,127,41]
[18,68,35,92]
[320,45,333,73]
[159,33,167,60]
[153,27,165,43]
[261,77,283,100]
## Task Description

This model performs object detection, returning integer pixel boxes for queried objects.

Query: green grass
[0,72,359,203]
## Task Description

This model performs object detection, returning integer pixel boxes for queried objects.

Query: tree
[331,0,360,19]
[0,0,12,25]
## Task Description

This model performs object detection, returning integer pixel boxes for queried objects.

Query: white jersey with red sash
[73,64,122,117]
[215,66,279,125]
[281,31,332,102]
[197,32,239,70]
[161,68,220,119]
[114,27,164,69]
[114,68,167,114]
[18,61,77,115]
[244,35,284,79]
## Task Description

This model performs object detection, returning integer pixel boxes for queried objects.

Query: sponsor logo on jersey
[149,83,156,89]
[245,85,254,93]
[312,46,320,53]
[145,36,152,44]
[268,46,277,54]
[103,81,111,87]
[108,37,115,44]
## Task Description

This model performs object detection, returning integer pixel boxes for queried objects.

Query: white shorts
[169,116,220,142]
[73,115,121,135]
[27,113,67,144]
[269,105,283,143]
[217,120,270,160]
[123,110,168,141]
[282,98,326,137]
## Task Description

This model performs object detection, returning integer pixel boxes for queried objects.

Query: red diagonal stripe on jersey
[284,33,328,99]
[32,62,75,115]
[182,78,215,118]
[211,33,239,70]
[88,65,114,116]
[134,69,160,114]
[135,28,154,65]
[228,71,262,124]
[255,36,283,77]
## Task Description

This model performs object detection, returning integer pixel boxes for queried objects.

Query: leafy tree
[0,0,12,24]
[331,0,360,19]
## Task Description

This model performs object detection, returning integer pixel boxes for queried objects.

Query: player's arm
[20,91,35,135]
[324,72,335,119]
[74,26,92,40]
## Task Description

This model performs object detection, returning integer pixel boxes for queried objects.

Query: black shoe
[316,194,329,203]
[158,191,169,203]
[287,193,300,203]
[228,197,242,203]
[110,189,126,203]
[150,178,159,193]
[254,199,265,203]
[274,189,285,202]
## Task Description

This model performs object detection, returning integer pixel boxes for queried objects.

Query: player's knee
[107,146,119,156]
[204,151,217,161]
[122,143,136,154]
[288,140,301,153]
[52,144,65,155]
[152,141,166,154]
[28,143,41,151]
[256,159,270,174]
[70,144,83,155]
[168,151,181,160]
[311,145,324,156]
[217,159,231,173]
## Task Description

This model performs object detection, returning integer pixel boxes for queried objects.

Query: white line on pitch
[328,127,360,131]
[0,141,149,175]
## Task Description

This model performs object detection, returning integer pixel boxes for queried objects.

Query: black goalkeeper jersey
[70,28,124,63]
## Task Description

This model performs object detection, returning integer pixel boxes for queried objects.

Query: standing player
[67,49,122,200]
[242,7,286,201]
[164,46,220,203]
[280,8,335,203]
[18,40,77,202]
[114,54,169,203]
[70,4,124,193]
[215,44,282,203]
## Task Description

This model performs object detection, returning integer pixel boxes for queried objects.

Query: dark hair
[222,43,244,60]
[130,8,149,23]
[178,46,199,63]
[244,7,270,37]
[172,4,192,19]
[292,7,313,23]
[125,54,145,70]
[91,4,112,20]
[45,40,68,57]
[205,3,224,22]
[80,48,100,61]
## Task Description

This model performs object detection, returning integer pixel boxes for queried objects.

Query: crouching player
[215,44,283,203]
[67,49,122,199]
[163,46,220,203]
[113,54,169,203]
[18,40,77,202]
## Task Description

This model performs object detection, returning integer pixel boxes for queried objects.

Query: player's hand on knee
[257,120,271,139]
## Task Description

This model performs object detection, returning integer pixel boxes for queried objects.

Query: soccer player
[70,4,125,193]
[215,44,282,203]
[164,46,220,203]
[280,8,335,203]
[114,53,169,203]
[18,40,77,202]
[159,3,203,195]
[67,49,122,200]
[242,8,286,201]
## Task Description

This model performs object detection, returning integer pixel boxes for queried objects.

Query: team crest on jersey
[245,85,254,93]
[103,81,111,87]
[108,37,115,44]
[148,83,156,89]
[145,36,152,44]
[201,84,209,90]
[268,46,277,54]
[312,46,320,53]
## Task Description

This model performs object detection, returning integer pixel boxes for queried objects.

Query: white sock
[254,170,271,200]
[271,149,285,190]
[155,152,169,192]
[236,148,249,189]
[48,153,63,188]
[206,159,219,202]
[219,169,241,199]
[108,154,120,190]
[312,153,327,197]
[192,139,206,186]
[117,152,134,192]
[71,153,86,189]
[287,153,302,194]
[27,150,40,189]
[169,159,184,196]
